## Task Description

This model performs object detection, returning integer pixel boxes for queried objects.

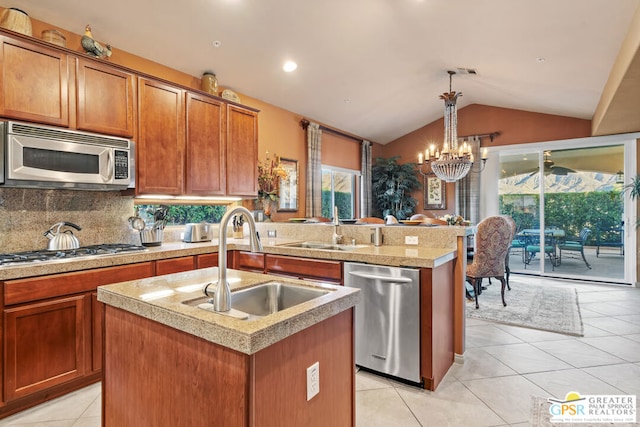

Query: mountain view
[499,172,621,194]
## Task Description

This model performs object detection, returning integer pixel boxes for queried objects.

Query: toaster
[183,223,212,243]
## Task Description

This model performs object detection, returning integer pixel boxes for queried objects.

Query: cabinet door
[4,295,86,401]
[76,58,136,137]
[0,36,69,126]
[185,93,226,195]
[137,77,185,195]
[226,104,258,196]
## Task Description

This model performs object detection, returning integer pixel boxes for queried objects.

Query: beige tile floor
[1,276,639,427]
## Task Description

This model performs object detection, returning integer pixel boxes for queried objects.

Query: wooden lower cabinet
[420,263,455,390]
[3,295,87,401]
[103,305,355,426]
[0,262,155,418]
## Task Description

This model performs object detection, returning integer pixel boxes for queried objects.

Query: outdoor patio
[508,245,625,283]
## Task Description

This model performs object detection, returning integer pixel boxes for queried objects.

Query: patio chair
[595,223,624,257]
[558,227,592,269]
[466,216,512,309]
[523,231,557,271]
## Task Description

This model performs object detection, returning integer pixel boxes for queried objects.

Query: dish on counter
[288,218,307,223]
[340,219,358,224]
[399,220,424,225]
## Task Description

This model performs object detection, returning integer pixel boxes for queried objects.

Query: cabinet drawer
[196,253,218,269]
[265,255,342,284]
[155,256,195,276]
[233,251,265,272]
[3,262,155,306]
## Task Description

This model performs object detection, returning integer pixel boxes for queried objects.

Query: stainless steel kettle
[44,222,82,250]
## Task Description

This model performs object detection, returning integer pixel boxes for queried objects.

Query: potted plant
[371,156,421,220]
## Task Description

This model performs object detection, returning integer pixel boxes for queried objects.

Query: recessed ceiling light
[212,40,222,48]
[283,61,297,72]
[536,57,546,63]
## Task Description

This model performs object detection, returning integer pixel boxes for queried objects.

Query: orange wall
[321,133,361,171]
[379,104,592,217]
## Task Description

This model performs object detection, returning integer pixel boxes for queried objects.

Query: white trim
[481,132,639,285]
[321,164,361,176]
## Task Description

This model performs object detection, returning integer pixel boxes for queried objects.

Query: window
[135,204,227,225]
[321,166,359,219]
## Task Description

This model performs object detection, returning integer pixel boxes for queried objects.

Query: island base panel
[103,306,249,427]
[103,306,355,426]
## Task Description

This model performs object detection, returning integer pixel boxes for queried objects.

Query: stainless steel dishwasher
[344,262,421,385]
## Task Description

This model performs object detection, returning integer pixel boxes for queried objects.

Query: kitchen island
[98,268,360,427]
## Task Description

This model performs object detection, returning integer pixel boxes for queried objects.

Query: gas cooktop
[0,243,148,266]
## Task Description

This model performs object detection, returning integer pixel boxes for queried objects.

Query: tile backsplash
[0,188,137,252]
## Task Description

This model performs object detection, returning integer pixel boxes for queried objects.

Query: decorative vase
[200,72,218,96]
[0,8,32,36]
[261,197,274,222]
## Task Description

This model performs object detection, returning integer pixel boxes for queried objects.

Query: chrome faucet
[332,205,343,244]
[210,206,262,312]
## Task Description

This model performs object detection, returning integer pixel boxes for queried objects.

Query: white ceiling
[7,0,640,144]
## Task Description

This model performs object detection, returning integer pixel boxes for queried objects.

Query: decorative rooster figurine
[81,25,112,59]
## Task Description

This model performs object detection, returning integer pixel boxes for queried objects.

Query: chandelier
[417,71,488,182]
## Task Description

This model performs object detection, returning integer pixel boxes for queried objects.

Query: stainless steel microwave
[0,121,134,191]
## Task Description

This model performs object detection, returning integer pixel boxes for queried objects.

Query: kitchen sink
[183,281,332,318]
[282,241,363,251]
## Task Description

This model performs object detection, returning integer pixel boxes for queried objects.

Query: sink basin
[183,281,332,318]
[282,241,362,251]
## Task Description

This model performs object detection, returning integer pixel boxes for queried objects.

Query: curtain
[305,122,323,217]
[456,136,481,225]
[360,140,372,217]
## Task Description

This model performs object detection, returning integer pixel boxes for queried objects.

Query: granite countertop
[97,267,360,355]
[0,238,457,281]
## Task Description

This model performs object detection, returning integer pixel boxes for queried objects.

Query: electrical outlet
[405,235,419,245]
[267,230,277,238]
[180,232,184,240]
[306,361,320,401]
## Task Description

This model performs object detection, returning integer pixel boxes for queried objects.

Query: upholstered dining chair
[466,216,512,309]
[499,215,517,289]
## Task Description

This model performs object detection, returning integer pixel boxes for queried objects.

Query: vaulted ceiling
[7,0,640,144]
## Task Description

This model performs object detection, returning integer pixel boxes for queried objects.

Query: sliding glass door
[490,135,636,284]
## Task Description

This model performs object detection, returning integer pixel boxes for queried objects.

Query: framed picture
[278,158,299,211]
[424,175,446,210]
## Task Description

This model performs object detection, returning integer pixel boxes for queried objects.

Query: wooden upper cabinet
[226,104,258,197]
[76,58,136,138]
[0,36,69,127]
[137,77,185,195]
[185,93,225,195]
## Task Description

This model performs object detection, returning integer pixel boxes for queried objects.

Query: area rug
[530,396,639,426]
[466,278,584,336]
